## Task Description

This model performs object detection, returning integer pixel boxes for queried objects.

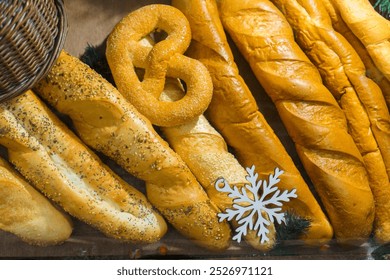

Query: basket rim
[0,0,68,103]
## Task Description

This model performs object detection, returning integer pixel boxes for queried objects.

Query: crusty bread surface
[0,157,73,246]
[218,0,375,242]
[0,90,167,243]
[172,0,333,243]
[34,51,232,251]
[271,0,390,243]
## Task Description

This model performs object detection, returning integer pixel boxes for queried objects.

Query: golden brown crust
[34,51,231,251]
[218,0,375,242]
[321,0,390,109]
[0,90,167,243]
[272,0,390,243]
[105,4,213,127]
[0,157,73,246]
[172,0,333,243]
[330,0,390,82]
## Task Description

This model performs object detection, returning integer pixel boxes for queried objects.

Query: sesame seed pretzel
[106,4,213,127]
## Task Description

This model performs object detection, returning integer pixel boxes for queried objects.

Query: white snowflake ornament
[215,165,297,244]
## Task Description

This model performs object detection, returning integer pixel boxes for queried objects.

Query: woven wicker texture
[0,0,67,102]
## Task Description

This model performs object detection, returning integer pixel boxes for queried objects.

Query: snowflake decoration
[215,165,297,244]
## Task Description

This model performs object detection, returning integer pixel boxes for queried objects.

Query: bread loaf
[321,0,390,109]
[172,0,333,243]
[330,0,390,83]
[0,90,167,243]
[271,0,390,243]
[218,0,375,242]
[34,51,231,251]
[0,156,72,246]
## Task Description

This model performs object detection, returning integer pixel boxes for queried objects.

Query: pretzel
[106,4,213,127]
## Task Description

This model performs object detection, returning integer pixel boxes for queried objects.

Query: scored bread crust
[34,51,232,251]
[271,0,390,243]
[321,0,390,109]
[330,0,390,83]
[0,90,167,243]
[172,0,333,243]
[0,156,73,246]
[218,0,375,242]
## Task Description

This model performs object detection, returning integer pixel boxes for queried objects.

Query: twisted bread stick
[34,51,231,251]
[172,0,332,243]
[0,90,167,243]
[0,156,72,246]
[218,0,375,242]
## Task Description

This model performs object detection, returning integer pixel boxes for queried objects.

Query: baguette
[321,0,390,108]
[271,0,390,243]
[218,0,375,242]
[330,0,390,82]
[172,0,333,243]
[0,90,167,243]
[159,77,276,251]
[0,156,72,246]
[34,51,231,251]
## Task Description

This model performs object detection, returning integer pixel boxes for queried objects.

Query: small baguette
[0,90,167,243]
[172,0,333,243]
[34,51,231,251]
[0,156,72,246]
[271,0,390,243]
[218,0,375,242]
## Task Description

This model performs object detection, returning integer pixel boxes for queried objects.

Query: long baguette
[321,0,390,108]
[271,0,390,243]
[330,0,390,82]
[34,51,232,251]
[218,0,375,242]
[172,0,333,243]
[0,90,167,243]
[0,156,72,246]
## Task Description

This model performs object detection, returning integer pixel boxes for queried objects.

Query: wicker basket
[0,0,67,102]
